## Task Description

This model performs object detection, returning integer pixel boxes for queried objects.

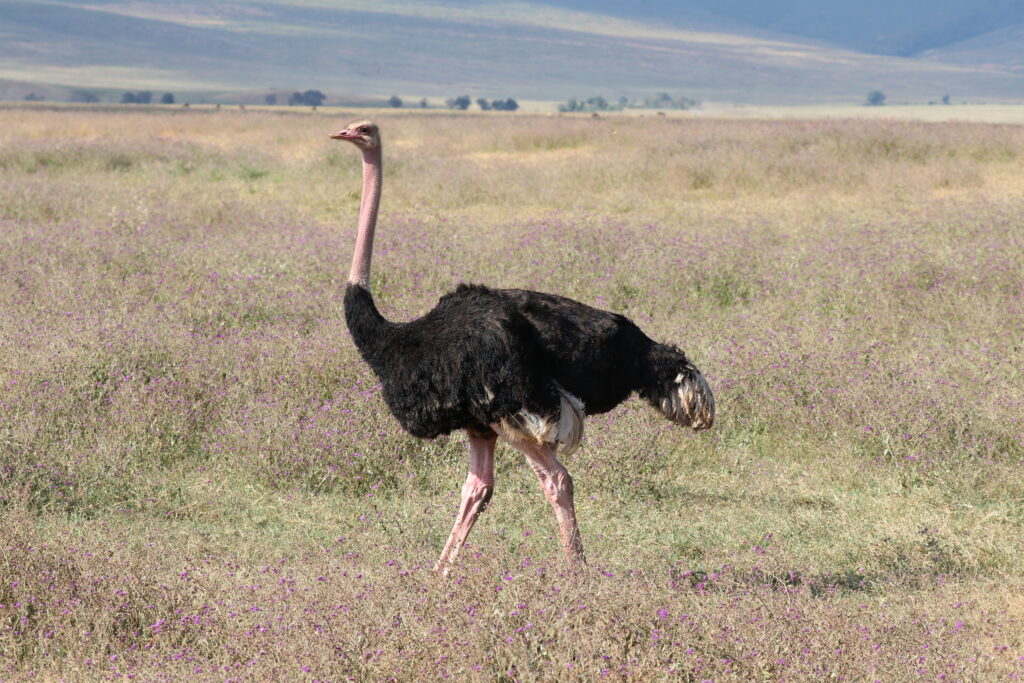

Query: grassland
[693,102,1024,125]
[1,106,1023,680]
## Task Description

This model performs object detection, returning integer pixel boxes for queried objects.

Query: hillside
[536,0,1024,57]
[2,0,1024,104]
[922,23,1024,74]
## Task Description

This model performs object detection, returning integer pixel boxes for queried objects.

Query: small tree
[476,97,491,111]
[419,97,428,109]
[388,95,403,108]
[121,92,137,104]
[446,95,471,110]
[288,91,304,106]
[70,91,99,103]
[491,98,518,111]
[302,90,326,107]
[677,95,698,110]
[941,94,951,105]
[865,90,886,106]
[160,93,174,104]
[558,97,582,113]
[265,94,277,105]
[647,92,674,109]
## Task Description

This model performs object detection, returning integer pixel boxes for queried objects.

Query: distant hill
[921,23,1024,74]
[1,0,1023,105]
[533,0,1024,57]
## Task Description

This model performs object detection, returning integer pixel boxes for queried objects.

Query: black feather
[344,282,714,439]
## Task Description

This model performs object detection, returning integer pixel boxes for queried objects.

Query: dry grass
[2,106,1024,680]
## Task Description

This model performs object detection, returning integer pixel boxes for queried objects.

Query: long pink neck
[349,145,382,287]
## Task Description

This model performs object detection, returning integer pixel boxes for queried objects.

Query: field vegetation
[1,106,1023,680]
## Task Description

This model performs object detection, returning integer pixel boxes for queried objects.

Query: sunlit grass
[1,107,1023,679]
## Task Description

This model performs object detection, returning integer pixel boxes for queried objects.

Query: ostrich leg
[509,439,586,566]
[434,432,496,575]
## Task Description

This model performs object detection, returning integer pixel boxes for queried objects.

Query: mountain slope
[922,23,1024,73]
[530,0,1024,57]
[1,0,1023,104]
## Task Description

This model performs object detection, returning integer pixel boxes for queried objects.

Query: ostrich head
[330,120,380,150]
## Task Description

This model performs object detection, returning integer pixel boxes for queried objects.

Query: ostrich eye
[359,127,369,134]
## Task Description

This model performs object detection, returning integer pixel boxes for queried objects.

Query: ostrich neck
[349,145,382,287]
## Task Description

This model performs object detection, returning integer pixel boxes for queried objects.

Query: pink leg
[496,429,586,566]
[434,432,496,576]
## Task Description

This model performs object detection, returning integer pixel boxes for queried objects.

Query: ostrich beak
[329,129,356,140]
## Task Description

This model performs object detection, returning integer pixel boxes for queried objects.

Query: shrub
[446,95,471,110]
[866,90,887,106]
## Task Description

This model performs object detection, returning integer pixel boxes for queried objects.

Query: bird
[329,120,714,575]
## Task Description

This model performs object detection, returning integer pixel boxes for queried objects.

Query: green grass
[1,107,1023,679]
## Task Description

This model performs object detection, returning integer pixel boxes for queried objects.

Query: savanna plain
[1,106,1024,681]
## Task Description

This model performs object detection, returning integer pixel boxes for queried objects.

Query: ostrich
[330,120,714,575]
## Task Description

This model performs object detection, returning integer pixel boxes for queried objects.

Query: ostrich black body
[344,282,710,439]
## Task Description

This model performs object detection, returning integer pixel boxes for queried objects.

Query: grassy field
[694,103,1024,125]
[1,106,1024,680]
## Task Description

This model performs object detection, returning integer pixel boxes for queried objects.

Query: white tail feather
[499,385,585,454]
